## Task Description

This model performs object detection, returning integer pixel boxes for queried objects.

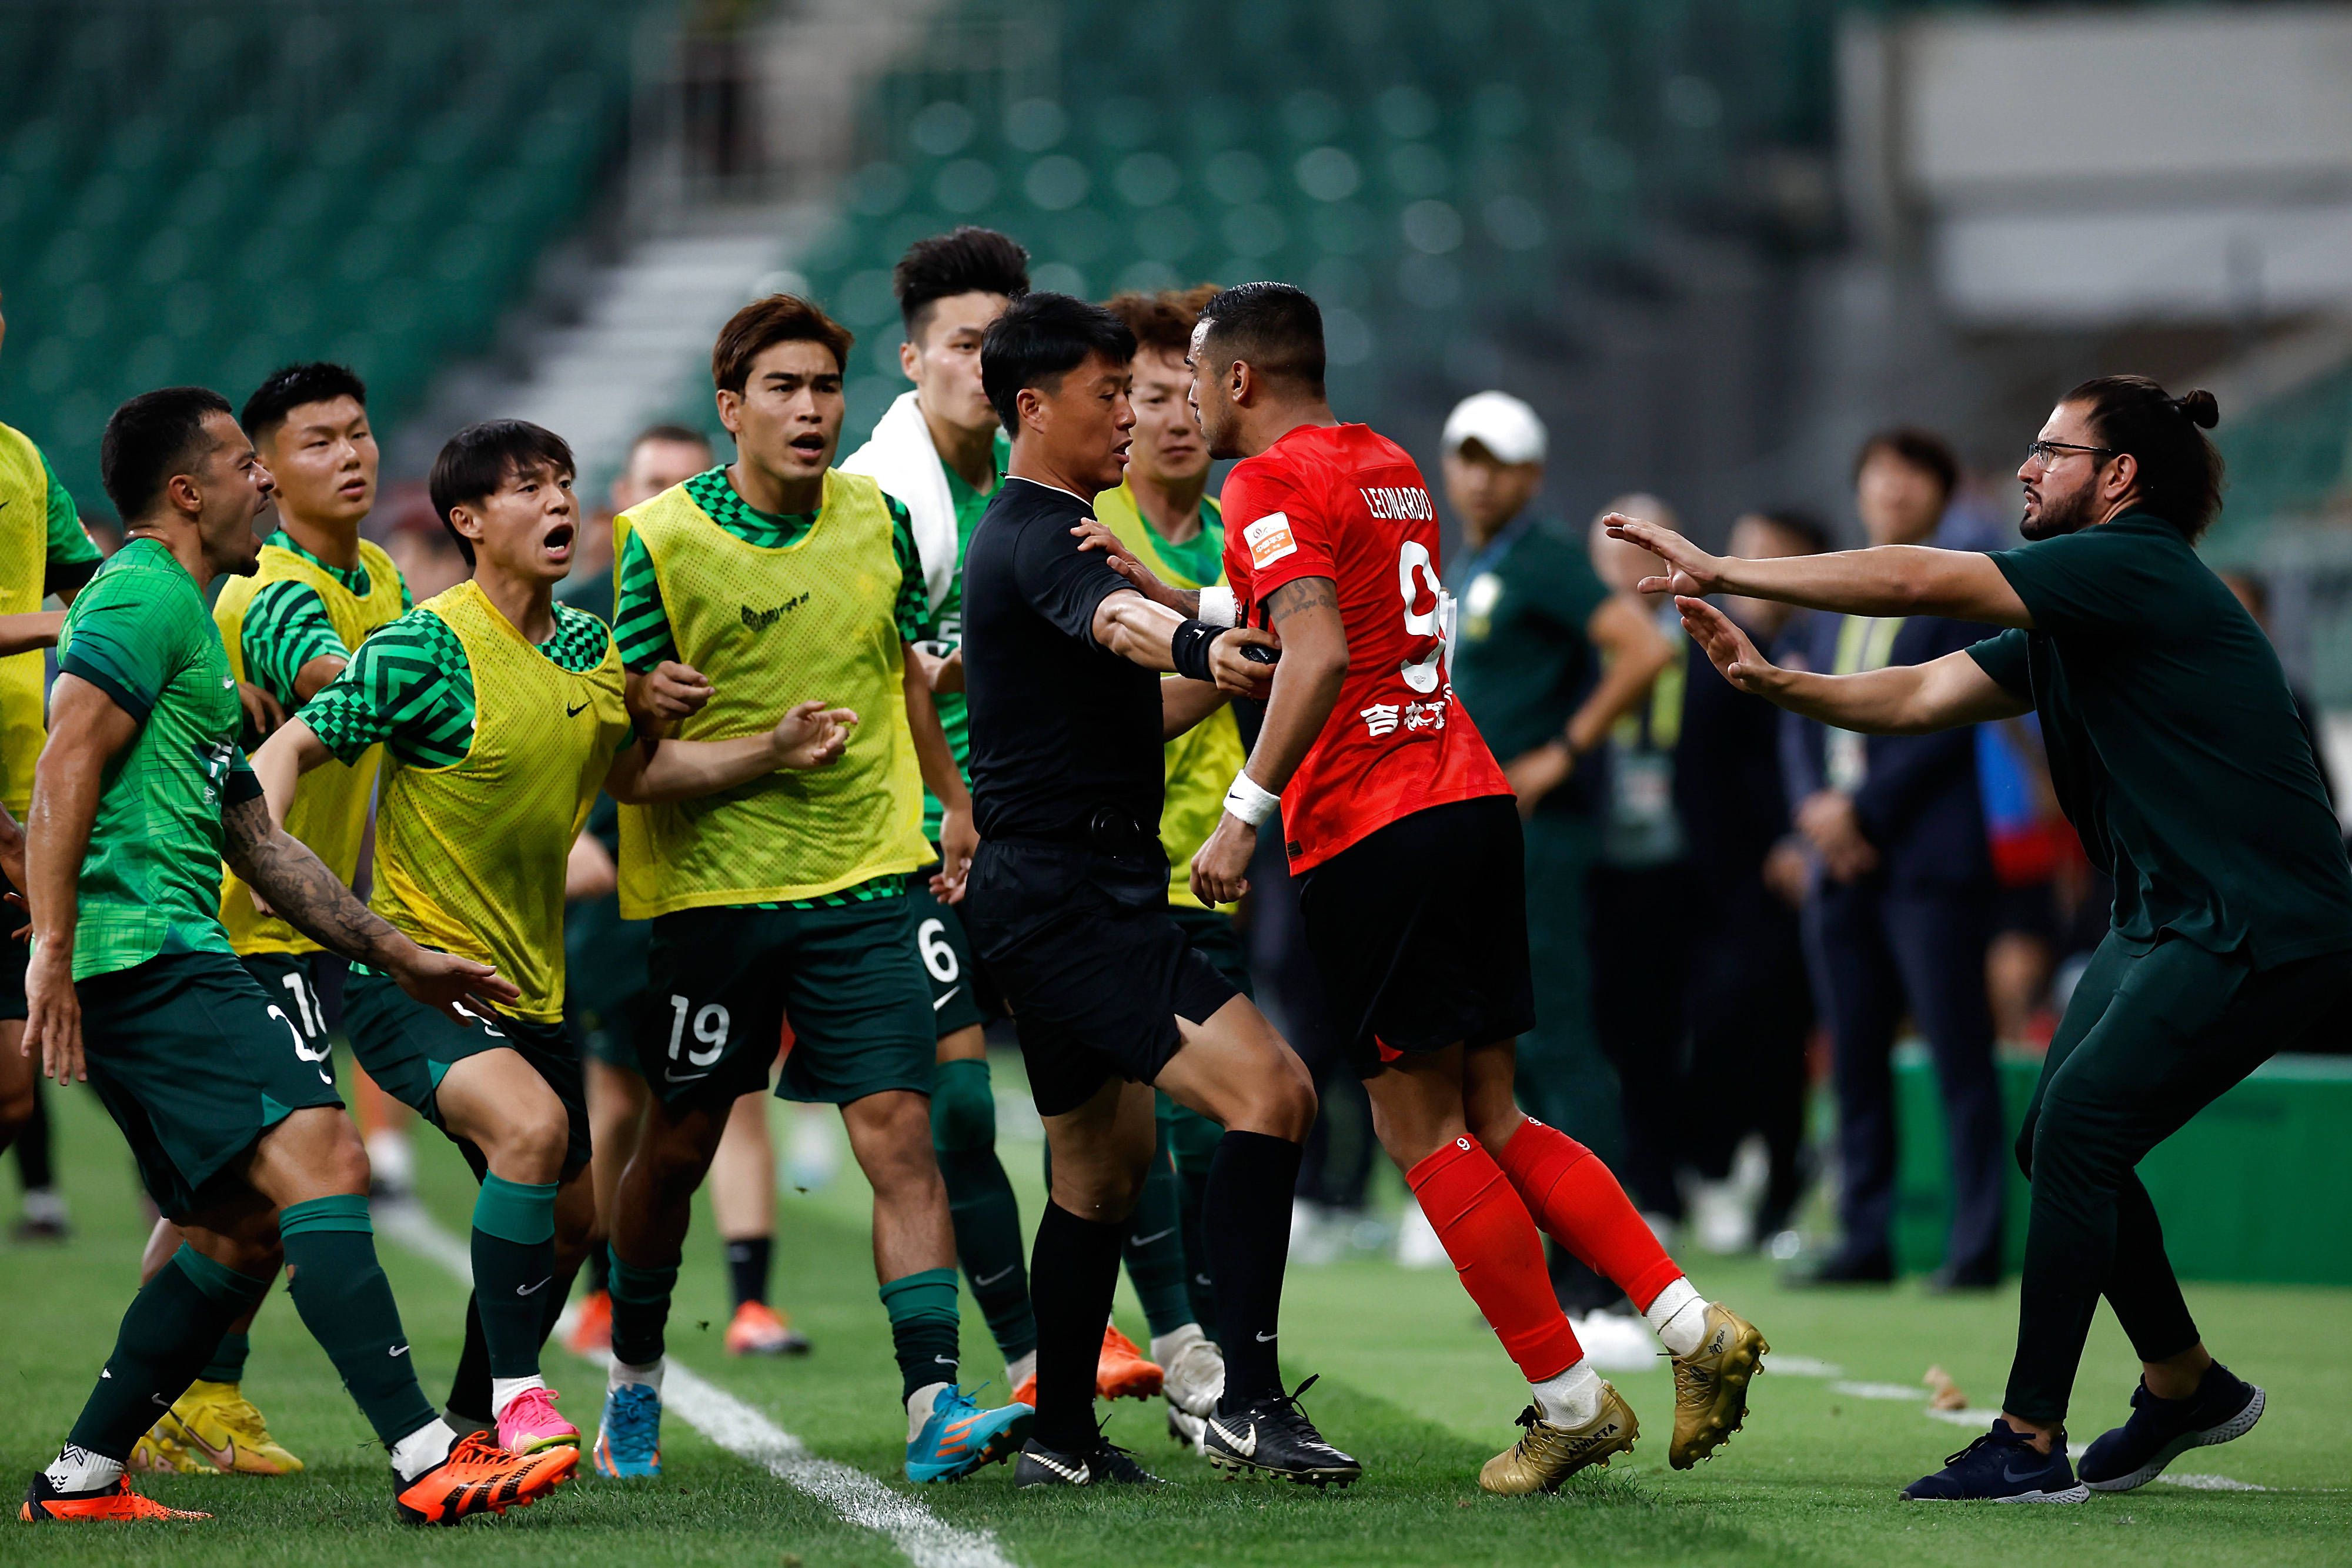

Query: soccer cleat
[496,1386,579,1456]
[1013,1435,1167,1487]
[1202,1375,1361,1487]
[565,1290,613,1355]
[1668,1302,1768,1469]
[1095,1325,1163,1401]
[592,1382,663,1478]
[905,1386,1034,1483]
[1478,1384,1640,1496]
[393,1432,576,1525]
[129,1379,304,1476]
[22,1469,209,1522]
[724,1300,811,1357]
[1167,1402,1207,1453]
[1009,1372,1037,1407]
[2080,1363,2264,1493]
[1902,1420,2088,1503]
[1160,1331,1224,1418]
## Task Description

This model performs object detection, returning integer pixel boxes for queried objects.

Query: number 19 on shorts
[667,995,731,1066]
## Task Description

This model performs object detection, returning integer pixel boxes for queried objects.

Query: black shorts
[963,839,1238,1118]
[1296,794,1536,1078]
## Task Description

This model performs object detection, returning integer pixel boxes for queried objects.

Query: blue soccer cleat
[1902,1419,2088,1503]
[905,1386,1033,1483]
[592,1382,663,1479]
[2080,1363,2264,1493]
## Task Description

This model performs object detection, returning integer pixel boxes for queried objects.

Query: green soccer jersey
[239,531,412,708]
[917,430,1010,839]
[1448,516,1612,809]
[54,539,260,980]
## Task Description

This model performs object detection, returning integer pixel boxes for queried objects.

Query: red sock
[1495,1118,1685,1311]
[1406,1136,1583,1383]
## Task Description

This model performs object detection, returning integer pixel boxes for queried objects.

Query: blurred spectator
[558,424,713,617]
[1783,429,2004,1290]
[2220,570,2338,810]
[1676,509,1826,1252]
[79,516,124,556]
[380,481,469,602]
[1977,716,2073,1045]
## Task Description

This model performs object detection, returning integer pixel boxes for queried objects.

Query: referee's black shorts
[1297,793,1536,1078]
[961,838,1239,1117]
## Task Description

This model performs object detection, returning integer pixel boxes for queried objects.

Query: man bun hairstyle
[429,419,576,567]
[1196,282,1325,396]
[712,294,854,394]
[240,362,368,443]
[102,385,233,521]
[980,291,1137,430]
[1855,425,1959,502]
[2064,375,2226,539]
[1104,283,1220,357]
[896,226,1031,340]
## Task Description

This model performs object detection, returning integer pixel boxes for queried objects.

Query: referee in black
[958,292,1359,1489]
[1613,375,2352,1505]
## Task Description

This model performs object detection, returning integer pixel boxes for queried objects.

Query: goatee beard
[2020,489,2094,541]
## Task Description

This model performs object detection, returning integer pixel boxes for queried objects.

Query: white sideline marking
[372,1198,1019,1568]
[1829,1380,1926,1401]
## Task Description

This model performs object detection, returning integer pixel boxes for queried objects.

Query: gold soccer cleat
[132,1380,305,1476]
[1669,1302,1768,1469]
[1478,1382,1639,1496]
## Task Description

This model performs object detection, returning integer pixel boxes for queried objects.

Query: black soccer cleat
[1201,1375,1362,1488]
[1012,1436,1165,1488]
[2079,1363,2264,1493]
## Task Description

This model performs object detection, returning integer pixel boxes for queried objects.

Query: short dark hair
[102,386,233,520]
[428,419,576,566]
[1197,282,1325,396]
[1854,426,1959,501]
[712,295,853,395]
[896,227,1030,340]
[980,292,1137,429]
[240,362,367,443]
[1745,507,1831,556]
[1104,283,1219,357]
[2063,375,2224,540]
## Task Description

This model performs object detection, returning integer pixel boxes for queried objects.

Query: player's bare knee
[500,1104,571,1183]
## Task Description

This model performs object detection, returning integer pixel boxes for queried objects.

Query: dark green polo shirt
[1968,510,2352,967]
[1450,517,1612,807]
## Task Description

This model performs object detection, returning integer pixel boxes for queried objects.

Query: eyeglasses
[2023,439,2116,468]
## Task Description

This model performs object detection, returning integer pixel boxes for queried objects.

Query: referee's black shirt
[963,476,1163,842]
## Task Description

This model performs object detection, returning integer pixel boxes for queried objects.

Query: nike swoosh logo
[666,1069,710,1084]
[519,1278,552,1296]
[973,1266,1016,1287]
[389,1343,409,1357]
[931,987,961,1012]
[1027,1451,1091,1484]
[566,700,591,717]
[1255,1331,1277,1342]
[2003,1459,2052,1485]
[934,1355,960,1366]
[186,1429,236,1471]
[1130,1227,1175,1246]
[1209,1417,1255,1457]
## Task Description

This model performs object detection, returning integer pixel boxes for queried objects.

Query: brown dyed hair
[1103,283,1220,356]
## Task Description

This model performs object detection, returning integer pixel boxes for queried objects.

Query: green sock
[1165,1099,1222,1333]
[198,1330,253,1386]
[608,1249,679,1369]
[931,1058,1037,1360]
[1123,1121,1198,1339]
[470,1174,559,1379]
[278,1196,437,1448]
[878,1267,962,1403]
[69,1246,268,1460]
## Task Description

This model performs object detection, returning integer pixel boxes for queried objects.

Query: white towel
[840,390,960,615]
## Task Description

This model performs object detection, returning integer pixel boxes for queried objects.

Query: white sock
[1532,1360,1605,1427]
[1005,1349,1037,1390]
[608,1357,663,1393]
[389,1417,459,1482]
[1645,1277,1709,1358]
[907,1380,952,1442]
[492,1375,549,1419]
[1151,1323,1205,1368]
[44,1444,123,1495]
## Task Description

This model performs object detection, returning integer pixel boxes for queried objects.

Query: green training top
[1448,517,1612,813]
[1969,510,2352,967]
[54,539,260,979]
[915,428,1010,840]
[239,531,413,708]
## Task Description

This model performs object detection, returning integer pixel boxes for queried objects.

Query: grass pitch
[6,1064,2348,1567]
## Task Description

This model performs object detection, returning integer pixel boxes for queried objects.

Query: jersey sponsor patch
[1243,511,1298,569]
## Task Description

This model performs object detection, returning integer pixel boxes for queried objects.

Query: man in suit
[1784,429,2004,1290]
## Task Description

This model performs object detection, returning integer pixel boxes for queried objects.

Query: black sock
[450,1269,576,1425]
[1029,1201,1124,1452]
[724,1236,771,1310]
[1205,1130,1302,1408]
[15,1076,55,1189]
[585,1243,611,1295]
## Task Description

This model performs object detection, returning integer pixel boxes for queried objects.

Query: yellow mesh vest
[370,584,630,1021]
[215,538,407,954]
[615,470,929,918]
[1092,483,1247,910]
[0,426,55,815]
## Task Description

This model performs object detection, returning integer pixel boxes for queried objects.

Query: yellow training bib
[0,426,56,817]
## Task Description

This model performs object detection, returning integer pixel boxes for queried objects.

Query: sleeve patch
[1244,511,1298,569]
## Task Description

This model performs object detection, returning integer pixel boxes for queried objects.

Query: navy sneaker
[1902,1420,2088,1503]
[2079,1363,2264,1493]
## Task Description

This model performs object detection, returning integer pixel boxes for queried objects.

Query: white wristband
[1197,586,1238,627]
[1223,768,1280,827]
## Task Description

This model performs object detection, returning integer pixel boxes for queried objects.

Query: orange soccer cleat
[393,1432,576,1526]
[1095,1326,1164,1402]
[723,1300,811,1357]
[22,1471,208,1522]
[566,1290,613,1355]
[1010,1371,1037,1406]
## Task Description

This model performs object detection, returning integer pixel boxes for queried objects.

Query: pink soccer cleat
[496,1387,580,1456]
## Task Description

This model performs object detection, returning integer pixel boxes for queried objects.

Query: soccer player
[598,295,1031,1483]
[122,362,407,1479]
[1132,283,1765,1494]
[1622,376,2352,1503]
[963,292,1355,1490]
[251,417,854,1460]
[21,387,573,1525]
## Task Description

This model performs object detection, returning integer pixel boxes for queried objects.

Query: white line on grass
[372,1198,1020,1568]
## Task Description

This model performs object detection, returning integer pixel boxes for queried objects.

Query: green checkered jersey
[238,532,413,708]
[54,539,260,980]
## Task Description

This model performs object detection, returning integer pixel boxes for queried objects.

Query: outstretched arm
[0,610,65,660]
[605,701,856,805]
[1609,514,2032,627]
[1162,677,1231,740]
[1090,589,1277,693]
[1679,596,2027,734]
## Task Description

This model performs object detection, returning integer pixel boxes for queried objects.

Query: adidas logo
[740,594,811,631]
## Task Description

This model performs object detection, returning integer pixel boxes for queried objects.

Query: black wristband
[1169,618,1225,683]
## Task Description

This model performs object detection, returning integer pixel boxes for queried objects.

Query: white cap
[1441,390,1547,466]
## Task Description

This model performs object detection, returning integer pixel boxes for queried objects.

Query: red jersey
[1221,422,1508,872]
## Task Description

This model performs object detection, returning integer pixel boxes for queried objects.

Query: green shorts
[909,861,1000,1039]
[565,891,652,1072]
[1170,904,1254,999]
[644,895,936,1111]
[342,968,590,1178]
[78,949,344,1220]
[0,891,28,1022]
[238,951,339,1053]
